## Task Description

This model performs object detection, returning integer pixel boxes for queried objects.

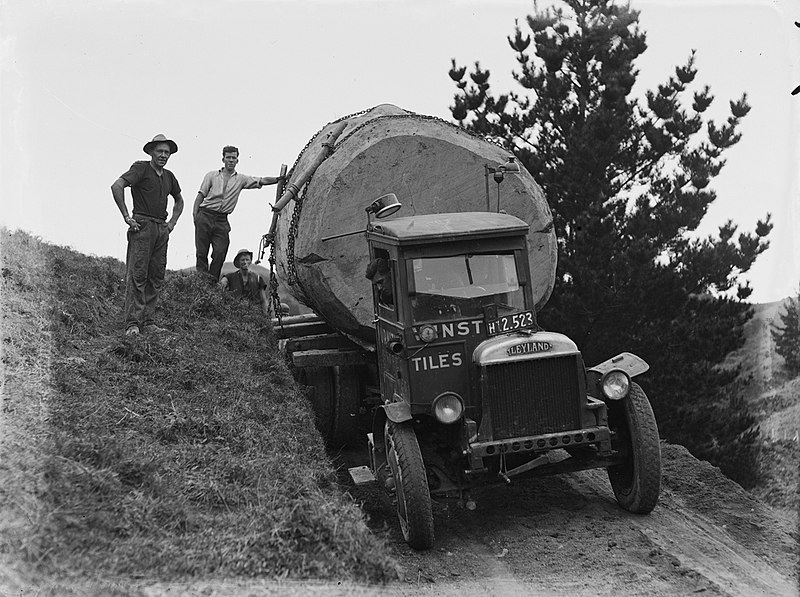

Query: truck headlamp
[419,325,438,343]
[600,370,630,401]
[432,392,464,424]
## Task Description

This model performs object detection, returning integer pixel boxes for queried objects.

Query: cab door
[371,253,411,405]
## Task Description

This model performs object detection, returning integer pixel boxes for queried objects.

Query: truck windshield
[409,253,525,322]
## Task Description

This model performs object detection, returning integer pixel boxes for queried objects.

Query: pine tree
[771,288,800,375]
[448,0,772,480]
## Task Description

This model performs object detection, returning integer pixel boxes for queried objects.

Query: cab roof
[367,212,529,244]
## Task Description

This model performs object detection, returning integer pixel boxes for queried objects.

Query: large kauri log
[273,104,557,344]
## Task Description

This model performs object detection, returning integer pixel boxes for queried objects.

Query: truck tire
[329,365,361,447]
[607,382,661,514]
[385,420,435,550]
[300,366,361,449]
[301,367,335,442]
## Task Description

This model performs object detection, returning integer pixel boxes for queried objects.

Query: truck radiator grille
[483,356,583,440]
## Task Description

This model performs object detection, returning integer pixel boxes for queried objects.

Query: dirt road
[347,443,798,597]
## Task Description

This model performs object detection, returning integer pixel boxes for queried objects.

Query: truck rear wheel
[300,366,361,448]
[385,420,435,550]
[607,382,661,514]
[330,365,360,447]
[302,367,335,442]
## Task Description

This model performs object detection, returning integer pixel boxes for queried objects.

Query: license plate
[485,310,536,336]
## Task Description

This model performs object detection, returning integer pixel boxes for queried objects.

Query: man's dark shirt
[120,161,181,220]
[223,270,266,301]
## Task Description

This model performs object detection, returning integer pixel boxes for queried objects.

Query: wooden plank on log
[273,320,334,340]
[270,313,321,326]
[285,333,359,353]
[292,349,373,368]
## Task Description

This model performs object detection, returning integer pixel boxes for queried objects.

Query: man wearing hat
[111,134,185,335]
[193,145,284,283]
[218,248,269,316]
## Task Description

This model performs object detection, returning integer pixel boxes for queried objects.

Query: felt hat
[233,248,254,268]
[143,134,178,155]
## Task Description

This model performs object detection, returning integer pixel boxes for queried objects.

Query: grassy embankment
[0,229,396,584]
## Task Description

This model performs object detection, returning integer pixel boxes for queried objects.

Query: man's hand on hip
[125,216,141,232]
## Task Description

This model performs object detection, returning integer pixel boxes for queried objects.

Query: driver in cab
[366,257,394,306]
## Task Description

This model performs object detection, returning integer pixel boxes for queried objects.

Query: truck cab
[367,212,535,433]
[363,212,661,550]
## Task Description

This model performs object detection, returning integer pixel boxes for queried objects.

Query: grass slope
[0,229,395,585]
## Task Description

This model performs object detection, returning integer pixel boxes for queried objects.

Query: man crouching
[218,248,269,316]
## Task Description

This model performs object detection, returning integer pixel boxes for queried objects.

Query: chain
[268,237,282,326]
[256,216,285,325]
[284,105,378,182]
[335,110,505,150]
[278,108,378,286]
[262,106,382,323]
[286,179,311,285]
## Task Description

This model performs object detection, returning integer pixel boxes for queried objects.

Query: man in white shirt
[193,145,283,281]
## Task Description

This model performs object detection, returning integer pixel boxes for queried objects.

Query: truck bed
[272,313,374,368]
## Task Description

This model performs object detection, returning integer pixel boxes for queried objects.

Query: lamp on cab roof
[322,193,402,242]
[366,193,402,219]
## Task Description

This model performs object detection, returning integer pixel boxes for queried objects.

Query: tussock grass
[1,229,395,584]
[1,231,56,579]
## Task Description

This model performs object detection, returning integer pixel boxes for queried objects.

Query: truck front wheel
[607,382,661,514]
[385,420,435,550]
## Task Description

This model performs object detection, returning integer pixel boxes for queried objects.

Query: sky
[1,0,798,304]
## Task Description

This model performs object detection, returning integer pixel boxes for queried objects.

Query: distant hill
[725,299,799,511]
[731,299,799,436]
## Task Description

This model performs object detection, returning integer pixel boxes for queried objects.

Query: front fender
[382,400,412,423]
[589,352,649,378]
[369,401,412,475]
[587,352,649,398]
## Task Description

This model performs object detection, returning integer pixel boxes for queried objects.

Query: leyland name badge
[507,340,552,356]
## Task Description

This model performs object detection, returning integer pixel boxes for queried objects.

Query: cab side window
[366,252,395,309]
